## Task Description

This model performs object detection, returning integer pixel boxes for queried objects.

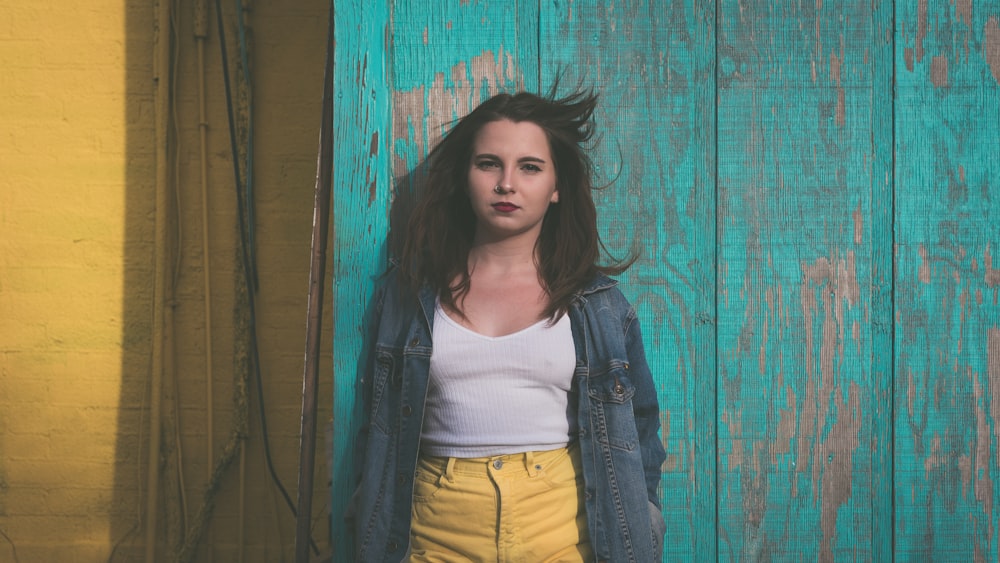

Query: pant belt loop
[525,450,537,476]
[443,457,456,483]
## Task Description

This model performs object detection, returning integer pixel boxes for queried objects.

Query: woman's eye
[522,164,541,172]
[475,160,499,170]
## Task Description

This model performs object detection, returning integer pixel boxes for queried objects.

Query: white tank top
[420,300,577,457]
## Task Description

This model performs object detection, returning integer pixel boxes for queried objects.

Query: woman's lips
[491,202,519,212]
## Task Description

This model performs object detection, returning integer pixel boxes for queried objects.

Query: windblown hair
[398,85,631,319]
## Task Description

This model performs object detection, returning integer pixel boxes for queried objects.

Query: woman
[351,87,666,562]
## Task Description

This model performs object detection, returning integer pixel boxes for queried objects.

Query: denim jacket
[351,270,666,562]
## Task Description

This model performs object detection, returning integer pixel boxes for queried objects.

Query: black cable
[214,0,319,555]
[235,0,258,287]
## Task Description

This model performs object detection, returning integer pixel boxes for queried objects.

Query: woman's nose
[499,170,515,192]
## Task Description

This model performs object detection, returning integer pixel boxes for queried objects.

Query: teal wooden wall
[331,1,1000,560]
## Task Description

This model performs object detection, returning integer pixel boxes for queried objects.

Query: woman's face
[466,119,559,244]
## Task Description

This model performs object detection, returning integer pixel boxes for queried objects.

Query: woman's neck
[467,236,538,276]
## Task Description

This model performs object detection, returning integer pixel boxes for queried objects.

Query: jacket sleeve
[622,307,665,508]
[353,281,388,483]
[623,306,667,558]
[346,280,388,528]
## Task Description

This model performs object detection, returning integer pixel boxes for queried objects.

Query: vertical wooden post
[330,1,391,559]
[295,2,336,561]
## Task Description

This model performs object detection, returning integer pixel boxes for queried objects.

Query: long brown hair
[398,85,631,319]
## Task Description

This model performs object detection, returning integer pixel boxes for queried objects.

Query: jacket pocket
[586,366,640,452]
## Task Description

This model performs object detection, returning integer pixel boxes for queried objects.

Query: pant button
[493,459,503,470]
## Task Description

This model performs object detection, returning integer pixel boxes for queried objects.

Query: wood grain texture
[390,1,531,179]
[871,1,896,561]
[331,1,532,559]
[894,1,1000,561]
[539,1,717,560]
[329,1,1000,560]
[331,1,392,560]
[715,1,880,560]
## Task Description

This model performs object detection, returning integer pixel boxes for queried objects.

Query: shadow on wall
[110,2,156,559]
[111,2,337,559]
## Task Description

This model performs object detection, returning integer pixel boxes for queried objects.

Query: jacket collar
[416,283,437,330]
[575,271,618,298]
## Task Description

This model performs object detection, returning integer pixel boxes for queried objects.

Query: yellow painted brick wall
[0,1,333,561]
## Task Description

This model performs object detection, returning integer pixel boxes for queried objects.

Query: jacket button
[409,338,419,347]
[614,383,625,394]
[624,362,630,370]
[401,405,412,417]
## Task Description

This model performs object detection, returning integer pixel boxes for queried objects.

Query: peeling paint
[916,0,928,63]
[973,375,995,549]
[987,17,1000,85]
[331,2,998,561]
[955,0,972,27]
[392,86,427,178]
[819,382,861,561]
[773,387,796,463]
[931,55,949,88]
[986,246,1000,288]
[919,245,931,284]
[853,203,863,245]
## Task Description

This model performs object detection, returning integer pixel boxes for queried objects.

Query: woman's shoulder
[576,272,635,312]
[371,265,433,319]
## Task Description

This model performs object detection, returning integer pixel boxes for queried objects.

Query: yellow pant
[408,443,592,563]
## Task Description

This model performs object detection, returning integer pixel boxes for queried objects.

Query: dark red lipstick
[492,202,519,212]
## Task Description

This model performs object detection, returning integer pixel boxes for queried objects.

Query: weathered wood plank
[715,1,880,559]
[330,2,1000,561]
[390,0,533,179]
[540,1,718,560]
[894,1,1000,561]
[871,1,896,561]
[331,0,534,557]
[331,1,392,559]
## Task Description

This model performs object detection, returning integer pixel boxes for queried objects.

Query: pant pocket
[411,457,449,504]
